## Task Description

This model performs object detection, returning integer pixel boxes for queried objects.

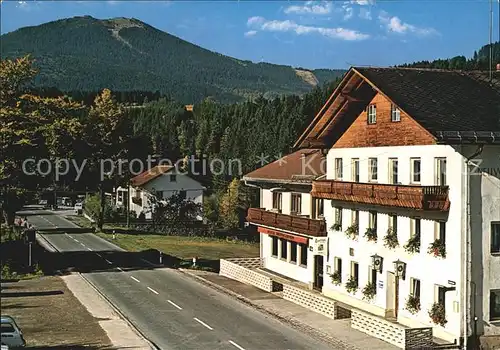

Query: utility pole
[490,0,493,82]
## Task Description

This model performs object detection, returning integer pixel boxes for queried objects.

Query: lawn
[95,232,259,261]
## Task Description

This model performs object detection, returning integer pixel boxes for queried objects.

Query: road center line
[74,239,80,243]
[130,276,140,283]
[96,253,102,258]
[147,287,159,295]
[80,242,86,247]
[228,340,246,350]
[105,259,112,264]
[86,247,92,251]
[167,300,183,310]
[193,318,213,330]
[117,267,124,272]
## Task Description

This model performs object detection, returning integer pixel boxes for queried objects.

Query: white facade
[319,144,500,343]
[259,188,319,287]
[116,170,204,220]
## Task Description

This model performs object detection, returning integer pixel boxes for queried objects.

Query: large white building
[116,165,205,220]
[244,67,500,347]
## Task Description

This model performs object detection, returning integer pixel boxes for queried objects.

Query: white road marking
[105,259,112,264]
[130,276,140,283]
[167,300,182,310]
[117,267,124,272]
[80,242,86,247]
[96,253,102,258]
[74,239,80,243]
[193,318,213,330]
[228,340,246,350]
[64,233,68,236]
[147,287,159,295]
[86,247,92,251]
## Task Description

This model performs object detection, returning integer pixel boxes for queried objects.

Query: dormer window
[367,104,377,124]
[391,104,401,122]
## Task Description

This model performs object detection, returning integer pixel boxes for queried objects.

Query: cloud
[378,10,438,36]
[247,16,369,41]
[284,1,332,15]
[342,5,354,20]
[244,30,257,38]
[351,0,375,5]
[359,8,372,20]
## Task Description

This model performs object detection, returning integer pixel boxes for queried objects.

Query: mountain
[0,16,345,103]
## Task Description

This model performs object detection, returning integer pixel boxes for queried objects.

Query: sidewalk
[181,269,399,350]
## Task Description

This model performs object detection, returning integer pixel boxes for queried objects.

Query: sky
[1,0,499,69]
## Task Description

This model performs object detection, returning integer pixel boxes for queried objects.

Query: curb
[36,232,159,350]
[179,269,359,350]
[78,272,160,350]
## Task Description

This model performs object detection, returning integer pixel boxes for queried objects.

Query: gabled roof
[130,165,174,187]
[243,149,325,184]
[294,67,500,149]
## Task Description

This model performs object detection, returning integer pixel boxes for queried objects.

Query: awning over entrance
[258,226,309,245]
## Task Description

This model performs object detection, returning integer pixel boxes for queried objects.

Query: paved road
[20,209,335,350]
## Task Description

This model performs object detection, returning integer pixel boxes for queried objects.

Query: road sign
[24,229,36,243]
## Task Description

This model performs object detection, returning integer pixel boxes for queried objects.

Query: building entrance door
[386,271,399,319]
[313,255,324,291]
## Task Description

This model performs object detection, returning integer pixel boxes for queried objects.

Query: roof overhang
[435,131,500,144]
[242,176,314,190]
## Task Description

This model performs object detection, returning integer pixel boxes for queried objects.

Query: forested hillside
[400,42,500,70]
[1,16,344,103]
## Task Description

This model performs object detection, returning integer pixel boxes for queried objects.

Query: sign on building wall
[311,237,328,256]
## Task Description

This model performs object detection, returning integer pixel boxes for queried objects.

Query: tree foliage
[149,193,203,226]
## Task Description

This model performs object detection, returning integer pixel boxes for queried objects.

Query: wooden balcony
[311,180,450,211]
[246,208,327,237]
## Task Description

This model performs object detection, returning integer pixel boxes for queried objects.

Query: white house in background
[246,67,500,347]
[116,165,205,220]
[243,149,327,289]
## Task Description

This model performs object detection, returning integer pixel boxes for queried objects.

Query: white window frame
[335,207,343,226]
[352,158,360,182]
[290,193,302,214]
[369,158,378,182]
[410,278,421,298]
[391,104,401,122]
[369,211,377,229]
[352,210,359,225]
[389,158,398,184]
[411,158,421,184]
[435,157,447,186]
[272,192,282,211]
[367,104,377,124]
[335,158,343,180]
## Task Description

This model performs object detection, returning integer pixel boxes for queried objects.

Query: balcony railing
[246,208,327,237]
[311,180,450,211]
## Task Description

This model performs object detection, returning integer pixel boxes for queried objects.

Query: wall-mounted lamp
[371,254,383,273]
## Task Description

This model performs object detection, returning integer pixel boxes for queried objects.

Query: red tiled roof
[130,165,174,187]
[243,149,325,183]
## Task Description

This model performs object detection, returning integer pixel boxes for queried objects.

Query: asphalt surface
[20,209,335,350]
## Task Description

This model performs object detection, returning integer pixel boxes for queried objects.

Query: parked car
[1,315,26,348]
[74,202,83,214]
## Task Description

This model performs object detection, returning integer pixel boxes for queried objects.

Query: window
[389,214,398,231]
[389,158,398,184]
[290,242,298,263]
[352,158,360,182]
[170,174,177,182]
[281,239,288,260]
[435,158,447,186]
[0,323,15,333]
[490,290,500,320]
[313,198,324,218]
[411,278,421,299]
[300,243,308,266]
[411,158,421,183]
[369,158,378,181]
[272,192,282,211]
[334,207,343,226]
[437,286,446,312]
[335,257,342,282]
[271,236,278,257]
[291,193,302,214]
[391,104,401,122]
[351,262,359,286]
[491,222,500,254]
[411,218,421,239]
[435,221,446,244]
[352,210,359,226]
[335,158,343,179]
[367,104,377,124]
[369,211,377,229]
[179,190,187,200]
